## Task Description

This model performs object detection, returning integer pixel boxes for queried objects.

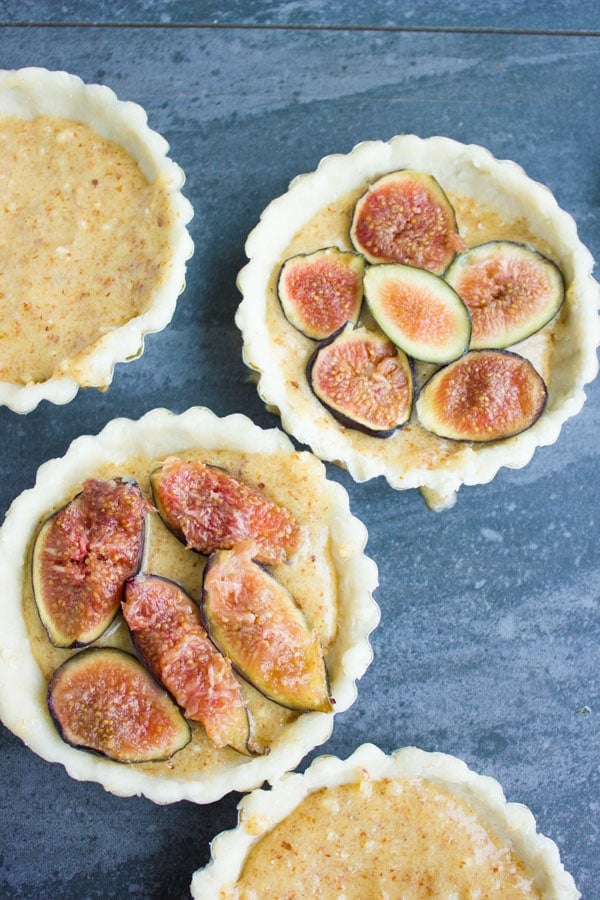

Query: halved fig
[122,574,253,754]
[48,647,191,763]
[202,543,332,713]
[364,263,471,363]
[277,247,365,340]
[150,457,299,566]
[444,241,565,349]
[350,169,461,274]
[32,478,146,648]
[416,349,548,442]
[307,324,413,437]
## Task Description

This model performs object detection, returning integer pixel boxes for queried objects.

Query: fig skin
[350,169,461,274]
[31,478,146,649]
[307,324,414,438]
[277,247,365,341]
[150,457,300,566]
[444,240,565,350]
[364,262,471,364]
[201,542,333,714]
[47,647,191,764]
[122,574,254,755]
[416,349,548,442]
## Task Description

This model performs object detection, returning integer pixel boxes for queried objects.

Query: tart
[0,67,194,413]
[191,743,579,898]
[0,407,379,803]
[237,135,600,509]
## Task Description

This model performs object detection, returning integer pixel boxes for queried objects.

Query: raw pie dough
[192,743,579,898]
[0,407,379,804]
[0,67,193,413]
[237,135,600,509]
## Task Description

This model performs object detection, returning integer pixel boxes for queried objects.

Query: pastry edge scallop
[191,742,580,899]
[0,406,379,804]
[236,134,600,509]
[0,67,194,414]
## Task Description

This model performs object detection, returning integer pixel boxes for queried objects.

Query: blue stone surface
[0,4,598,897]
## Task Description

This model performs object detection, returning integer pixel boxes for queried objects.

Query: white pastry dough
[0,67,194,413]
[237,135,599,508]
[0,407,379,803]
[192,743,579,898]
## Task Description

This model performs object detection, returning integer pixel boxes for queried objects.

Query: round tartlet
[236,135,600,509]
[191,743,579,898]
[0,67,194,414]
[0,407,379,804]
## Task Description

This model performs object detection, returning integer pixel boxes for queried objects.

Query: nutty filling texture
[265,185,559,471]
[234,777,540,898]
[0,115,173,385]
[24,449,339,777]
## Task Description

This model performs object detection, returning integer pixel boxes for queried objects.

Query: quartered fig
[308,323,413,437]
[444,241,565,349]
[364,263,471,364]
[202,543,332,713]
[32,478,146,648]
[278,247,365,340]
[150,457,300,566]
[122,574,252,754]
[350,169,461,274]
[47,647,191,763]
[416,349,548,442]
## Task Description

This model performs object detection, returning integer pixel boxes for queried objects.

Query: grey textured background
[0,3,598,897]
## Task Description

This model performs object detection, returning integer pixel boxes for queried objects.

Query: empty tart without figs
[0,67,193,413]
[191,743,579,898]
[237,134,600,509]
[0,407,379,804]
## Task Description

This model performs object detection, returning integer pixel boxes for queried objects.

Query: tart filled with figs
[192,743,580,898]
[0,67,193,414]
[0,407,379,804]
[237,135,599,509]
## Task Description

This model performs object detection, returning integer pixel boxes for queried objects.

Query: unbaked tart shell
[236,135,600,509]
[0,407,379,804]
[0,67,194,413]
[191,742,579,898]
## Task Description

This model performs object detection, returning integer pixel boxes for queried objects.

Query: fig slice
[364,263,471,364]
[444,241,565,349]
[202,543,333,713]
[47,647,191,764]
[416,349,548,442]
[350,169,461,274]
[307,323,413,437]
[31,478,146,648]
[277,247,365,340]
[150,457,300,566]
[123,574,254,754]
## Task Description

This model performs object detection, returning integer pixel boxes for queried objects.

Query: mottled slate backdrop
[1,0,600,30]
[0,16,598,900]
